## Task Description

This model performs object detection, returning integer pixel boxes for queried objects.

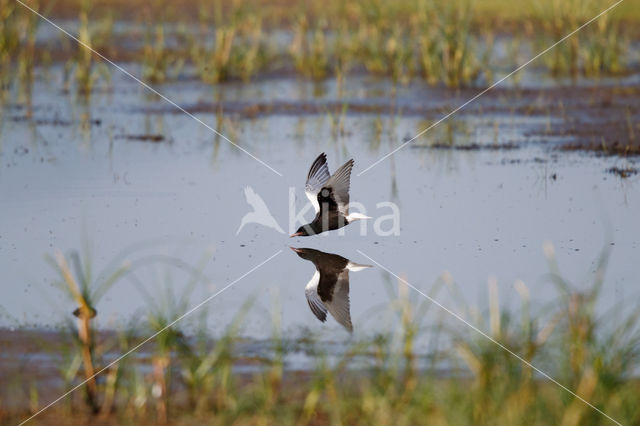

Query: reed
[0,0,20,93]
[64,0,111,95]
[290,15,330,80]
[189,2,269,84]
[7,241,639,424]
[12,0,40,107]
[532,0,628,77]
[46,247,129,413]
[581,11,627,76]
[4,0,636,93]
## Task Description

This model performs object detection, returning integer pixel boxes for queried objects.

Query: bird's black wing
[318,159,353,216]
[305,270,328,323]
[306,153,331,212]
[317,264,352,331]
[324,270,352,332]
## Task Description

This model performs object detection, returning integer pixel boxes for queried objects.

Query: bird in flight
[237,186,285,235]
[291,247,372,332]
[290,153,370,237]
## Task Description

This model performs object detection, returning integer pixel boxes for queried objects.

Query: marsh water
[1,65,639,355]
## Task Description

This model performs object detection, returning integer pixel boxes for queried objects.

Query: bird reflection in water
[290,247,372,332]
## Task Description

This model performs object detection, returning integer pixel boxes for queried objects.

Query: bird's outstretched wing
[318,159,353,216]
[305,153,331,213]
[323,270,353,332]
[305,270,328,322]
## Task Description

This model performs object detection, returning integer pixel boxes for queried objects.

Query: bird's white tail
[347,262,373,272]
[346,212,372,223]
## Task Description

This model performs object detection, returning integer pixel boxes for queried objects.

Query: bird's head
[290,225,311,237]
[289,247,319,262]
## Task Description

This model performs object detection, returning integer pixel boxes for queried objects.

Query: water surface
[1,67,639,348]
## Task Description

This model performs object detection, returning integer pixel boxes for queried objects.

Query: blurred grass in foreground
[1,242,639,425]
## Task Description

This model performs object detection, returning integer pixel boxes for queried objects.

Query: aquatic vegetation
[142,24,178,84]
[290,16,331,80]
[332,24,356,93]
[140,285,189,423]
[46,247,129,412]
[429,1,472,87]
[2,0,636,94]
[532,0,629,77]
[580,11,628,76]
[64,0,111,95]
[180,301,253,414]
[327,101,349,140]
[0,0,21,93]
[189,2,269,84]
[235,15,268,81]
[2,1,640,423]
[532,0,583,76]
[365,25,414,84]
[1,0,43,106]
[544,244,640,400]
[3,241,635,425]
[189,2,233,84]
[136,0,185,84]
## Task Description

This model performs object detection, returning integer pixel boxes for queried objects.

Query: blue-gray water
[1,66,639,347]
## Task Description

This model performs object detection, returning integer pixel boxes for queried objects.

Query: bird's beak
[289,232,304,238]
[289,247,302,253]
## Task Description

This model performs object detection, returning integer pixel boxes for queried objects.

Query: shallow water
[1,66,639,350]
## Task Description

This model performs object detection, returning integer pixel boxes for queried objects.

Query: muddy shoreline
[7,80,640,160]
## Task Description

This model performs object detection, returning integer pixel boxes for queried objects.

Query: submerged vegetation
[1,243,639,424]
[0,0,638,96]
